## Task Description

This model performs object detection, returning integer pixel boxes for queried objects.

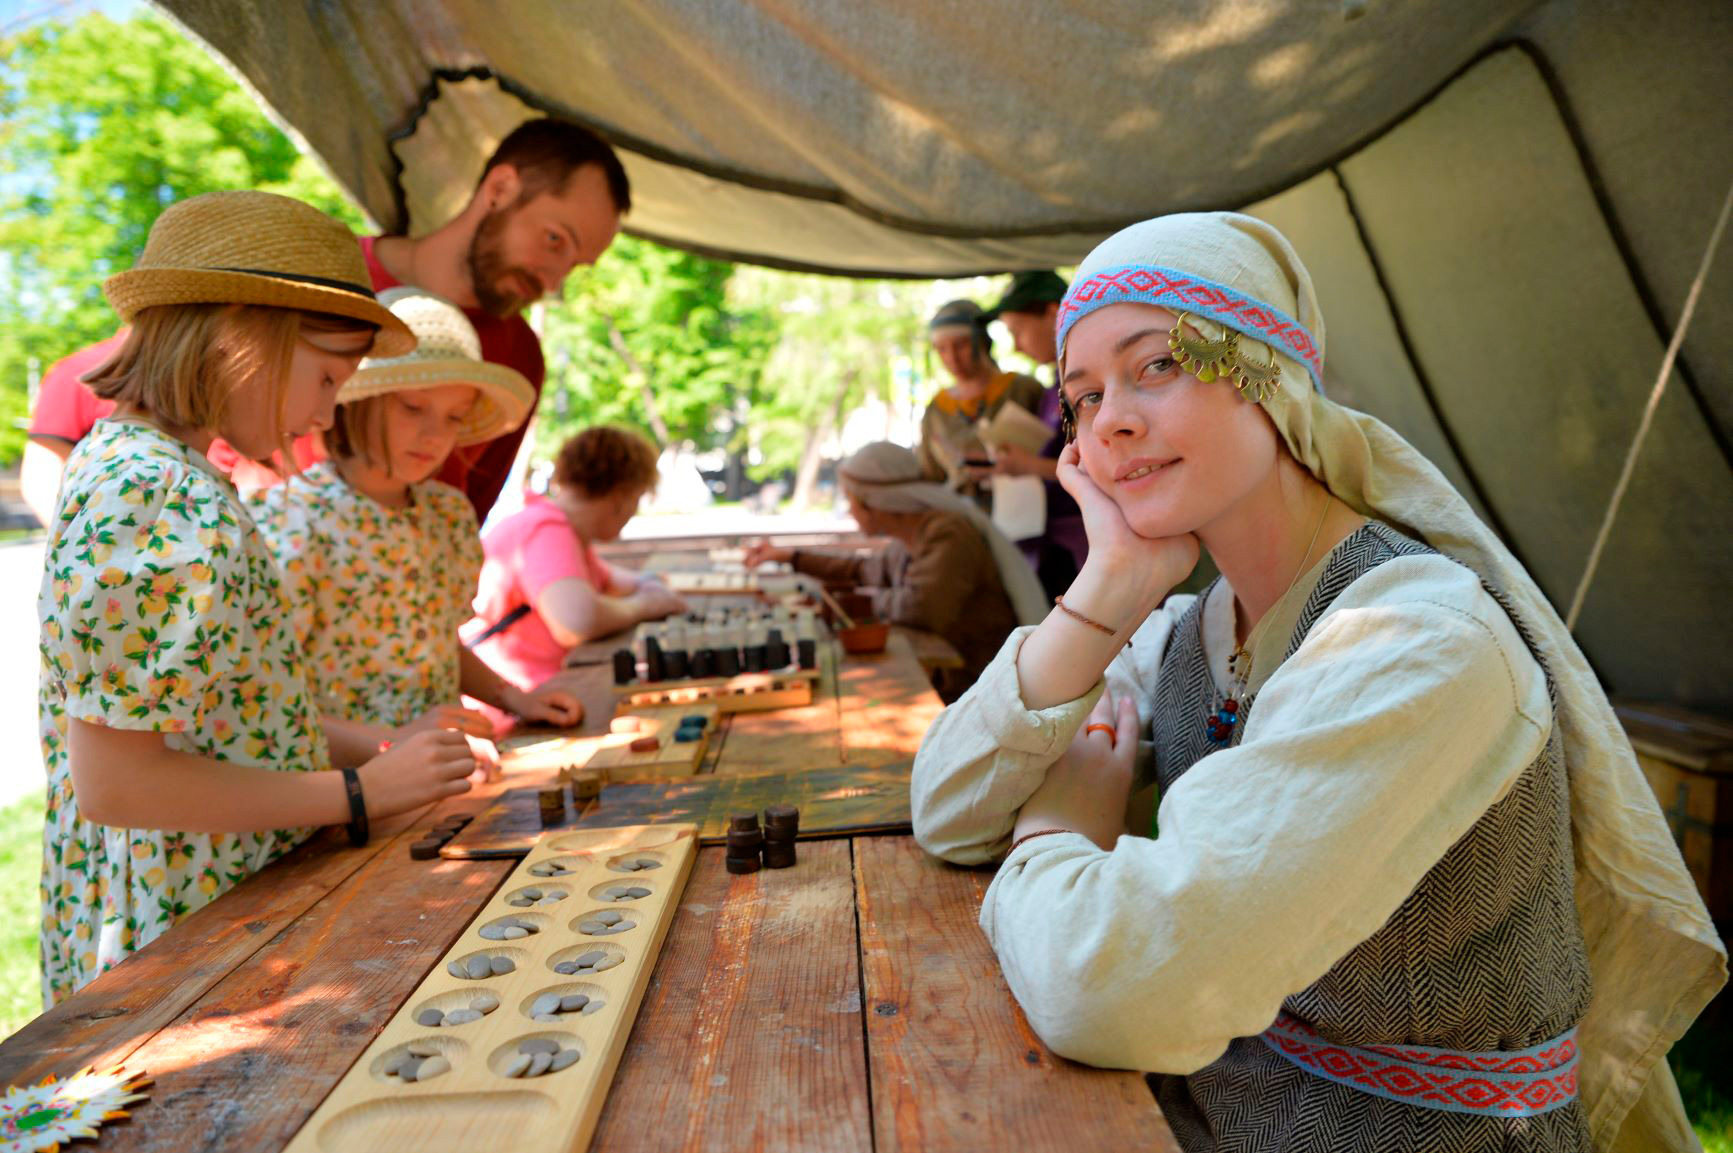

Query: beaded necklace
[1205,494,1331,744]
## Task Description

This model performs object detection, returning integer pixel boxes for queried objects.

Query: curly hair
[553,425,659,498]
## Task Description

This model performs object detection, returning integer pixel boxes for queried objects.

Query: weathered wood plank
[855,836,1178,1152]
[718,641,845,774]
[86,821,515,1151]
[0,807,434,1088]
[837,633,946,766]
[591,842,872,1152]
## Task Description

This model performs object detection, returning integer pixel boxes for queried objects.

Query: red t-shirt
[359,237,545,521]
[26,333,126,444]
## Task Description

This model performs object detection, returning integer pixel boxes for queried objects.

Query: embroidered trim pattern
[1056,264,1323,390]
[1259,1012,1579,1118]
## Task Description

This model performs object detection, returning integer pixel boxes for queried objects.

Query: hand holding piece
[1011,685,1139,852]
[396,702,495,742]
[359,728,478,818]
[743,540,794,568]
[501,682,584,729]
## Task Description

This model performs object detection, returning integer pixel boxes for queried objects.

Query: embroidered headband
[1055,264,1324,393]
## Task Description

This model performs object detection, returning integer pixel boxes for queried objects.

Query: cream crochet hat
[339,287,534,445]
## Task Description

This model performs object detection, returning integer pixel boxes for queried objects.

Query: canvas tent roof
[155,0,1732,714]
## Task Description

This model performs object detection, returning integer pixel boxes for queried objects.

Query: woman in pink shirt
[468,426,687,691]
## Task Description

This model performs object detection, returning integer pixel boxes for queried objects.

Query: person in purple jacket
[985,270,1088,596]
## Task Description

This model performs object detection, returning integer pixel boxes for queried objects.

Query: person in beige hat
[252,286,584,771]
[36,190,484,1004]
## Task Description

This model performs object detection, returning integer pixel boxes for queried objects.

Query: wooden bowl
[837,620,890,654]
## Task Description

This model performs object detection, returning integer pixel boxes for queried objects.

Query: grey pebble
[593,954,622,972]
[553,961,579,975]
[508,897,532,907]
[521,887,543,899]
[575,950,607,967]
[537,893,566,905]
[489,956,515,976]
[625,886,652,898]
[549,1049,581,1072]
[447,960,466,979]
[527,1052,553,1077]
[466,955,491,979]
[531,993,562,1017]
[408,1042,441,1058]
[479,924,507,941]
[501,926,530,940]
[470,992,500,1013]
[383,1053,409,1076]
[397,1057,423,1082]
[559,993,589,1012]
[581,999,605,1015]
[577,920,604,934]
[415,1055,451,1081]
[416,1008,444,1028]
[596,911,623,925]
[519,1038,561,1055]
[635,858,662,870]
[602,923,634,935]
[533,1012,562,1024]
[502,1052,532,1078]
[443,1007,484,1025]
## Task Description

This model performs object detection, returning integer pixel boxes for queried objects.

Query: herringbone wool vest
[1150,523,1594,1152]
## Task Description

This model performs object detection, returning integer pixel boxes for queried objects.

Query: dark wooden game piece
[612,648,636,685]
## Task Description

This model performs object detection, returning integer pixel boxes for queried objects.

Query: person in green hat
[984,270,1088,595]
[917,298,1044,508]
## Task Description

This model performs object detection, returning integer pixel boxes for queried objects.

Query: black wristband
[340,766,368,847]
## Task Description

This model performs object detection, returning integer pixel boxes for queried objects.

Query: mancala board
[441,762,913,858]
[284,823,697,1153]
[612,666,820,715]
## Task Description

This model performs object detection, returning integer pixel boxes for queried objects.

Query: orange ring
[1084,723,1117,748]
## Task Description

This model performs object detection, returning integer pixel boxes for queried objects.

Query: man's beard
[468,206,540,318]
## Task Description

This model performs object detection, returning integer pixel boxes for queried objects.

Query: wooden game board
[284,824,697,1153]
[440,762,913,859]
[585,711,712,779]
[612,667,820,715]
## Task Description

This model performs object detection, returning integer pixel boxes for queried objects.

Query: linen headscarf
[1055,212,1724,1152]
[839,442,1049,627]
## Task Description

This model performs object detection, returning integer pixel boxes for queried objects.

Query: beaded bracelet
[1054,595,1118,637]
[1010,827,1074,854]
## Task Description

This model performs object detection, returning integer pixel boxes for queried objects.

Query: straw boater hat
[338,287,534,445]
[102,190,415,357]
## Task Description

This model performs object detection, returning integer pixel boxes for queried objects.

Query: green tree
[0,10,364,465]
[533,236,776,472]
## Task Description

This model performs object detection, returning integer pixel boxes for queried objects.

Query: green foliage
[533,236,777,458]
[0,10,365,466]
[0,792,44,1040]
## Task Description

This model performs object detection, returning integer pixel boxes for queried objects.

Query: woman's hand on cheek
[1058,442,1199,606]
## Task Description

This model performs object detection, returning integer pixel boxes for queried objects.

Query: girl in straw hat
[911,213,1722,1150]
[252,287,583,761]
[36,191,484,1003]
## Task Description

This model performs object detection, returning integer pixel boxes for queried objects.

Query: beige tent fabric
[1055,210,1726,1151]
[152,1,1731,713]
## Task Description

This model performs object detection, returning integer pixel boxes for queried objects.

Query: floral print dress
[37,420,328,1004]
[249,462,483,728]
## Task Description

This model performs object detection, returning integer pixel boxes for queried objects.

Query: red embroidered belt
[1259,1012,1579,1118]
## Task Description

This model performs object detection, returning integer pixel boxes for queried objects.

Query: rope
[1565,174,1733,632]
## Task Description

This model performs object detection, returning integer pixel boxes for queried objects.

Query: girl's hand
[1012,685,1139,851]
[632,585,688,620]
[359,729,479,818]
[396,703,495,742]
[1055,441,1200,615]
[501,683,584,729]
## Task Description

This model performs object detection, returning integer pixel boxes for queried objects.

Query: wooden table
[0,639,1177,1151]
